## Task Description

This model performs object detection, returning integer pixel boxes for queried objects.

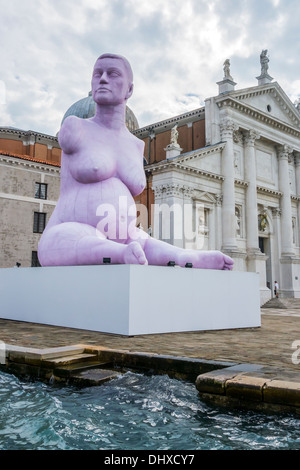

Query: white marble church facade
[144,55,300,304]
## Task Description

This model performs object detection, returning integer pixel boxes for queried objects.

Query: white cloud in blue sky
[0,0,299,135]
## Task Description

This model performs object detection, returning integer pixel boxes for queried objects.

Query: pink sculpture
[38,53,233,270]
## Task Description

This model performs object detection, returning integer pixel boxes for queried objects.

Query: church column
[164,184,185,248]
[215,195,223,251]
[244,130,260,253]
[294,152,300,242]
[278,145,294,256]
[295,152,300,194]
[220,119,237,251]
[208,205,216,250]
[152,184,164,241]
[271,207,282,288]
[182,186,195,250]
[152,183,186,248]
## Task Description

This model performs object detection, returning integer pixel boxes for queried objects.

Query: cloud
[0,0,299,135]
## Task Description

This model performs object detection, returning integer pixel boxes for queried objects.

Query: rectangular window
[35,182,48,200]
[31,251,41,267]
[33,212,46,233]
[259,237,265,253]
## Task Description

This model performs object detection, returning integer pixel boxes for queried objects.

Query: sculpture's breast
[118,166,146,197]
[68,150,117,184]
[115,143,146,197]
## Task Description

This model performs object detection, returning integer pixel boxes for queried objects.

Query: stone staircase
[43,351,119,385]
[5,345,120,386]
[262,297,300,309]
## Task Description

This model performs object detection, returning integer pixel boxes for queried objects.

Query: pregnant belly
[62,178,137,242]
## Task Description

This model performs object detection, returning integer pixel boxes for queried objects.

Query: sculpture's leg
[134,230,234,270]
[38,222,148,266]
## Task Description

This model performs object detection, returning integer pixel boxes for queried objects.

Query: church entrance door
[259,236,272,290]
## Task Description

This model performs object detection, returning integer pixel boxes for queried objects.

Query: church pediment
[194,191,217,204]
[174,143,224,176]
[183,151,221,174]
[228,82,300,129]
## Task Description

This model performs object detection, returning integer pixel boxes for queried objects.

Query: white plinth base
[0,265,261,336]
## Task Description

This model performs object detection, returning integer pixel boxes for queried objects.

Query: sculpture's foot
[177,250,234,270]
[123,241,148,265]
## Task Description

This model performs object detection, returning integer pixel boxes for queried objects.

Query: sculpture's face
[92,57,133,106]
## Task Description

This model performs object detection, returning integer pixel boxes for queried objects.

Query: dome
[61,91,139,132]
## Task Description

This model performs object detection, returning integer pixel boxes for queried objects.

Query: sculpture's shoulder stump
[128,129,145,155]
[58,115,83,155]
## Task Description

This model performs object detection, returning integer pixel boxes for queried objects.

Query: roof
[0,127,59,143]
[0,149,61,167]
[133,106,205,139]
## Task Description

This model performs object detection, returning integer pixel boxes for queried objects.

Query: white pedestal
[0,265,261,336]
[217,78,237,94]
[164,143,182,159]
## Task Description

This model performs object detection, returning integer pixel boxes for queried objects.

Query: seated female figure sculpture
[38,53,234,270]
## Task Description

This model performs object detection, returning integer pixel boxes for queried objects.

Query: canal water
[0,370,299,450]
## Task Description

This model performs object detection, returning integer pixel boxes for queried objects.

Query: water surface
[0,370,299,450]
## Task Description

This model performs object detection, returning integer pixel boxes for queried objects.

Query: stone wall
[0,157,60,268]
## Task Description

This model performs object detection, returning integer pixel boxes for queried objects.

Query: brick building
[0,127,61,268]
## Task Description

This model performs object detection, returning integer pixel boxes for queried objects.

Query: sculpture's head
[92,53,134,106]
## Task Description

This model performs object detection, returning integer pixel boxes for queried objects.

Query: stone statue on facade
[165,123,182,158]
[217,59,236,94]
[235,207,241,238]
[170,124,179,146]
[38,53,233,270]
[258,212,268,232]
[260,50,269,76]
[256,50,273,85]
[223,59,233,81]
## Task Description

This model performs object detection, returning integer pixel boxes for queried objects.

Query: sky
[0,0,299,136]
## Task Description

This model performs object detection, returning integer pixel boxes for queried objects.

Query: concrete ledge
[80,345,236,380]
[196,366,300,413]
[226,375,267,402]
[193,369,241,395]
[0,265,261,336]
[263,380,300,408]
[1,343,237,383]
